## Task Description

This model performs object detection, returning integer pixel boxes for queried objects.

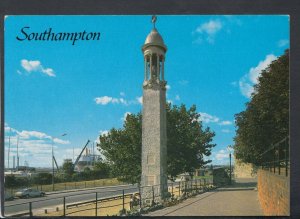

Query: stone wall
[234,159,257,178]
[257,169,290,216]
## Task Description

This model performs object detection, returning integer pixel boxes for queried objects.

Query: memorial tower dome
[142,16,167,85]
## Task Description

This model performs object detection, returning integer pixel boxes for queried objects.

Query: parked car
[15,188,45,198]
[5,191,14,201]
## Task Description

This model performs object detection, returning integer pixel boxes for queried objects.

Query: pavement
[146,178,264,216]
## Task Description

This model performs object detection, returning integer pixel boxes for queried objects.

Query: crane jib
[73,140,91,169]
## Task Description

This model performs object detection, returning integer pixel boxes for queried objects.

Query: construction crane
[73,140,90,171]
[53,156,59,171]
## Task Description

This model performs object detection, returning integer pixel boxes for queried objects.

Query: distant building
[74,148,101,172]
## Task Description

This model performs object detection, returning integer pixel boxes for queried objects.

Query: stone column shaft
[144,56,147,80]
[162,58,165,81]
[156,55,159,80]
[150,54,152,80]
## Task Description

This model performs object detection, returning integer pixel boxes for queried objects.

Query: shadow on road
[216,178,257,192]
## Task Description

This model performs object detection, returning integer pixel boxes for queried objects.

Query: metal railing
[5,178,214,217]
[260,136,289,176]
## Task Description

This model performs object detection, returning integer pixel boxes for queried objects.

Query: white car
[15,188,45,198]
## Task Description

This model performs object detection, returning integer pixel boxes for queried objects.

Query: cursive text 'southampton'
[16,27,101,45]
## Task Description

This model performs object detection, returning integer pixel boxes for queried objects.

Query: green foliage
[234,50,289,165]
[62,160,74,178]
[166,104,215,180]
[98,104,215,184]
[5,175,29,188]
[32,172,52,185]
[98,113,142,184]
[5,175,18,188]
[93,161,112,178]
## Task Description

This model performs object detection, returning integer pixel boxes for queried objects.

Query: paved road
[5,184,138,216]
[146,178,263,216]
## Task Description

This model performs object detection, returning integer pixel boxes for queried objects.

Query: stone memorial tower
[141,16,168,205]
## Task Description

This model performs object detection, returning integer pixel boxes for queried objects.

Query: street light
[227,145,233,185]
[52,133,67,191]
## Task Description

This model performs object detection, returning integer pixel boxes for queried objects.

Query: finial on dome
[151,15,157,28]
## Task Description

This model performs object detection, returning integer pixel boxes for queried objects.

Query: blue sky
[4,15,289,168]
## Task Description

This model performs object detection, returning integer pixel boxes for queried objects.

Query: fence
[6,178,122,194]
[5,178,214,217]
[260,136,289,176]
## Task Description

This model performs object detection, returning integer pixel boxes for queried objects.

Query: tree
[5,175,30,189]
[93,161,112,178]
[99,113,142,184]
[81,167,92,180]
[166,104,215,180]
[32,172,52,185]
[98,104,215,184]
[62,160,74,179]
[5,175,18,189]
[234,50,289,165]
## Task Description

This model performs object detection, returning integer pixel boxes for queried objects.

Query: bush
[32,172,52,185]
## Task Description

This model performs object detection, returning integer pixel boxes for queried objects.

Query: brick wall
[257,169,290,216]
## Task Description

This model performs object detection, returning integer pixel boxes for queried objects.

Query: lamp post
[227,146,233,185]
[52,133,67,191]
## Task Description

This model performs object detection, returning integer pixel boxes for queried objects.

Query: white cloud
[215,149,228,161]
[4,124,71,168]
[20,59,56,77]
[196,20,222,35]
[95,94,145,106]
[239,80,254,98]
[94,96,113,105]
[41,68,56,77]
[4,124,19,133]
[119,98,127,105]
[111,98,119,104]
[136,96,143,105]
[221,129,231,133]
[194,20,222,44]
[94,96,129,106]
[21,60,40,72]
[53,138,70,145]
[199,112,220,123]
[166,85,171,90]
[238,54,277,98]
[199,112,232,127]
[219,120,232,126]
[175,95,180,101]
[121,112,131,121]
[18,130,50,139]
[248,54,277,84]
[278,39,289,48]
